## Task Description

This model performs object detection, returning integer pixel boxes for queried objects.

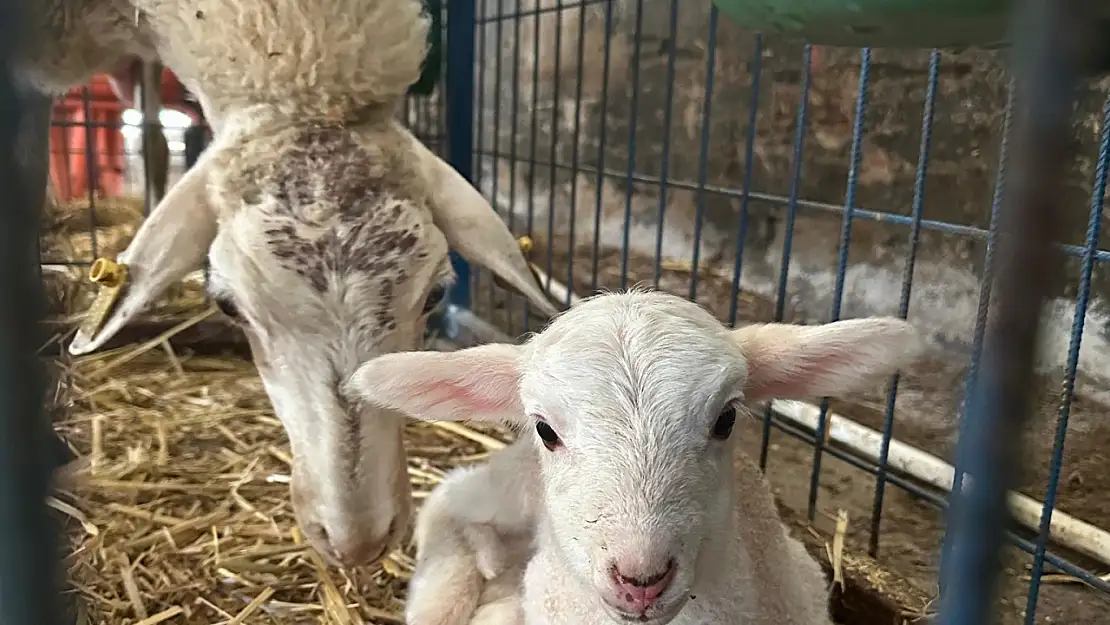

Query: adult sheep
[17,0,560,569]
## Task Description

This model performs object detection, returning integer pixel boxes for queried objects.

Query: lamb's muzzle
[605,559,677,616]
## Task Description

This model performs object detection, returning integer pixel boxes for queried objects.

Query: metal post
[444,0,476,315]
[936,1,1101,624]
[137,60,167,211]
[0,23,66,625]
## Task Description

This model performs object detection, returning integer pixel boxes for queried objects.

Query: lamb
[404,438,538,625]
[345,289,926,625]
[44,0,561,569]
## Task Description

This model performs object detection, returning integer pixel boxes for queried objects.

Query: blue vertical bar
[619,0,645,290]
[689,8,721,302]
[939,76,1014,597]
[544,0,565,294]
[590,0,615,293]
[938,0,1094,622]
[488,0,502,317]
[445,0,477,310]
[474,0,487,308]
[807,47,871,522]
[651,0,680,288]
[566,0,589,307]
[725,33,762,324]
[522,0,544,332]
[507,0,523,334]
[869,49,939,557]
[759,43,811,472]
[1022,91,1110,624]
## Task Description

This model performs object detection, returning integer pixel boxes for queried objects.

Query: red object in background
[48,66,204,203]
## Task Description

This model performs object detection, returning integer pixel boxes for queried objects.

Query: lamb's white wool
[349,289,925,625]
[405,438,538,625]
[59,0,560,569]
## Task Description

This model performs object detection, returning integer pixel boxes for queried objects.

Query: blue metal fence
[438,1,1110,624]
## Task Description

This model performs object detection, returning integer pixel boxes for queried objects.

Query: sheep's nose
[303,519,400,568]
[605,559,677,615]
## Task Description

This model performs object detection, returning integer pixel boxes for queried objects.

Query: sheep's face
[518,295,745,623]
[68,114,562,569]
[203,123,455,568]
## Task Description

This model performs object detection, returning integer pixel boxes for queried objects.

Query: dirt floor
[469,237,1110,625]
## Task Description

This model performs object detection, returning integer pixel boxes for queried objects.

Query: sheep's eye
[214,296,241,321]
[423,284,448,315]
[535,419,562,451]
[710,404,737,441]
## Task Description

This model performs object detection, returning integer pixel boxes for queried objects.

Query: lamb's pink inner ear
[409,377,519,417]
[743,353,843,401]
[349,343,526,425]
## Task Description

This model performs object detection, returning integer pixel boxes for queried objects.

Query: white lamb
[346,289,925,625]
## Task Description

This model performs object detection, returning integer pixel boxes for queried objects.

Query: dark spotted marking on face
[237,123,440,487]
[242,123,433,328]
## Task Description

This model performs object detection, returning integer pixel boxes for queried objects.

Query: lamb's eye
[214,296,241,321]
[535,418,562,451]
[710,404,737,441]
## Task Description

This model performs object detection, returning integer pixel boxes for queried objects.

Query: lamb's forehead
[521,293,747,418]
[531,291,729,352]
[210,123,449,307]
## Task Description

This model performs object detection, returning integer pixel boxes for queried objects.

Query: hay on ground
[53,330,514,625]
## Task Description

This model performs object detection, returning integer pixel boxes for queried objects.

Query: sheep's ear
[344,343,526,426]
[731,318,925,402]
[406,129,561,319]
[68,155,218,355]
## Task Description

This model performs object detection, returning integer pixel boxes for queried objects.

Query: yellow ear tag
[491,235,544,294]
[78,258,130,340]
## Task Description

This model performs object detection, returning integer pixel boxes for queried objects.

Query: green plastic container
[711,0,1021,48]
[407,0,442,96]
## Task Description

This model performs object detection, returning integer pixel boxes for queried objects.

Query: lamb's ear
[68,155,218,355]
[407,129,561,319]
[732,318,925,402]
[344,343,526,426]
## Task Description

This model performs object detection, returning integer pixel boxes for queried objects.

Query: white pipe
[772,400,1110,567]
[527,263,1110,568]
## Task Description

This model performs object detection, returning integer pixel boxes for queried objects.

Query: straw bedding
[42,194,517,625]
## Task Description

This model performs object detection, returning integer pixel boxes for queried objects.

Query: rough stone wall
[470,0,1110,385]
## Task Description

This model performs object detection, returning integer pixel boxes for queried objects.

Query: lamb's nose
[606,559,677,615]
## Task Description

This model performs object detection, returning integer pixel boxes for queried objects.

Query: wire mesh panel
[443,1,1110,623]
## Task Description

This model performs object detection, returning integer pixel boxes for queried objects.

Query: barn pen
[4,0,1109,624]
